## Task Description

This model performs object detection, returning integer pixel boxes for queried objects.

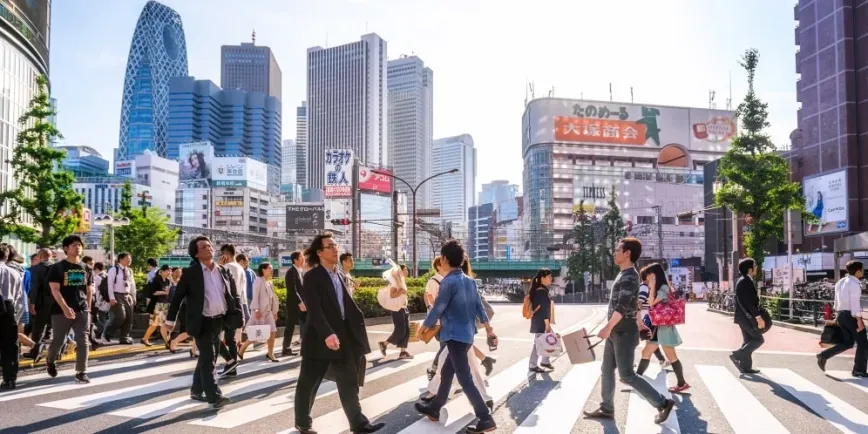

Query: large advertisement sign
[524,99,735,154]
[286,204,325,231]
[0,0,50,68]
[804,169,848,236]
[358,166,391,193]
[115,160,134,177]
[324,149,353,198]
[212,157,268,191]
[178,142,214,186]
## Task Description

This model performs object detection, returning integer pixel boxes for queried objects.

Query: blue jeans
[431,340,491,419]
[600,321,666,413]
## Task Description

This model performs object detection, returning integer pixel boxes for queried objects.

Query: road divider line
[763,367,868,433]
[695,365,788,433]
[514,361,601,433]
[625,364,680,434]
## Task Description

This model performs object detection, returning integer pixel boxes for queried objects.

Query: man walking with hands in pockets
[584,237,675,424]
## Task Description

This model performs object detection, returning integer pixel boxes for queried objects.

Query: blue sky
[49,0,799,191]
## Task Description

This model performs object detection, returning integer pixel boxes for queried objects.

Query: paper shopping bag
[244,325,270,343]
[409,321,419,343]
[563,328,597,364]
[534,332,564,358]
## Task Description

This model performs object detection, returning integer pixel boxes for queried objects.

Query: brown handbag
[417,322,440,344]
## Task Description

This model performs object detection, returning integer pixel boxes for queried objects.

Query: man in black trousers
[283,251,306,357]
[817,260,868,377]
[730,258,765,374]
[26,248,52,361]
[165,236,244,409]
[293,233,383,434]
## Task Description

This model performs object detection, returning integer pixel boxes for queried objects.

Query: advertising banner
[324,149,353,198]
[358,166,391,193]
[804,169,848,236]
[286,204,325,231]
[215,200,243,207]
[524,99,735,153]
[178,142,214,185]
[115,160,134,177]
[212,157,269,191]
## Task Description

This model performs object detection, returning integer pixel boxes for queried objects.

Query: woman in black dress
[528,268,554,374]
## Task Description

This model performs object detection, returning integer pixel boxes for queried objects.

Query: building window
[637,216,654,224]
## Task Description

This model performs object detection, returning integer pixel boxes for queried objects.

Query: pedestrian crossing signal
[331,218,351,225]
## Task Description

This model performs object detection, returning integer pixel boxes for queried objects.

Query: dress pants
[192,316,225,403]
[28,307,52,347]
[733,317,765,370]
[283,308,301,352]
[294,322,368,431]
[0,300,19,382]
[600,322,666,413]
[46,313,90,373]
[820,311,868,373]
[103,294,133,340]
[218,321,239,362]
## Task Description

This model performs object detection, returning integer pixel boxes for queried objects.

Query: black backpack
[98,265,121,302]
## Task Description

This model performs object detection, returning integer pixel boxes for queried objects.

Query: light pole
[373,168,459,277]
[94,201,130,266]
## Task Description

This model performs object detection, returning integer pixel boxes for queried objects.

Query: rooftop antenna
[709,89,716,109]
[609,83,613,101]
[630,87,634,103]
[251,29,256,44]
[726,70,733,110]
[524,78,528,106]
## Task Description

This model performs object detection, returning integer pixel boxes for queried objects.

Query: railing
[551,290,610,304]
[707,290,833,328]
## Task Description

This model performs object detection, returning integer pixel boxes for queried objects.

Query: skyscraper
[167,76,281,193]
[387,55,433,207]
[282,139,297,185]
[296,102,308,188]
[56,145,110,177]
[117,0,189,160]
[307,34,388,189]
[221,39,282,101]
[432,134,477,239]
[479,180,519,205]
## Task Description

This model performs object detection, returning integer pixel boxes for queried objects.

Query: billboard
[358,166,391,193]
[0,0,50,68]
[286,204,325,231]
[115,160,135,177]
[213,157,268,191]
[178,142,214,184]
[324,149,353,198]
[804,169,848,236]
[524,99,735,154]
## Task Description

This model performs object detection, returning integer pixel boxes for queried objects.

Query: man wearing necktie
[292,233,383,434]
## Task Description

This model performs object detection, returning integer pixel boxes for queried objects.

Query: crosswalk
[3,347,868,433]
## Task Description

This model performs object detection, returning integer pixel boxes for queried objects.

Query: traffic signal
[331,218,352,225]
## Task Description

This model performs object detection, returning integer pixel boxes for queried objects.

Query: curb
[272,313,429,339]
[706,308,823,336]
[21,343,166,369]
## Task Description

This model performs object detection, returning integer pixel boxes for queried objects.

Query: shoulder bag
[735,287,772,336]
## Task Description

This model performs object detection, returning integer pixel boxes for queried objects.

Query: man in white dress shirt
[102,253,136,344]
[818,260,868,377]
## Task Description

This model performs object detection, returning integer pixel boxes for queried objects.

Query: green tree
[101,180,178,271]
[715,49,806,272]
[567,201,600,292]
[0,76,82,247]
[600,186,627,280]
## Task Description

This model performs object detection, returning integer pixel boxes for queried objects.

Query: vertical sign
[324,149,353,198]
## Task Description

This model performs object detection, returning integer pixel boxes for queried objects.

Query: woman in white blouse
[239,262,280,362]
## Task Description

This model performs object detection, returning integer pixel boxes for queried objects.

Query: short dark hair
[256,262,272,277]
[846,260,864,275]
[0,244,8,262]
[62,235,84,249]
[738,258,756,276]
[188,236,211,260]
[236,253,248,262]
[220,244,236,256]
[171,267,180,272]
[340,252,353,264]
[94,262,105,271]
[619,237,642,263]
[159,264,171,272]
[440,239,465,268]
[82,256,94,265]
[29,253,38,261]
[147,258,158,267]
[290,251,302,263]
[304,233,334,267]
[117,252,131,262]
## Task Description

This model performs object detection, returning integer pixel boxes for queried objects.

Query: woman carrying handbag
[636,263,690,393]
[528,268,555,374]
[239,262,280,362]
[378,263,413,360]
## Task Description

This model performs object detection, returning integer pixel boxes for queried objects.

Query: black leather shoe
[583,407,614,419]
[817,354,827,372]
[0,381,16,390]
[295,426,317,434]
[466,416,497,433]
[414,402,440,422]
[481,357,496,376]
[655,399,676,424]
[190,393,207,402]
[282,349,297,357]
[352,422,385,433]
[210,396,231,409]
[540,363,555,371]
[853,371,868,378]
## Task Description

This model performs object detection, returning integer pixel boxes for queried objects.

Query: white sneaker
[660,360,672,368]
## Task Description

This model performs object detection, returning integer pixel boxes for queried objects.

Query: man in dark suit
[730,258,765,374]
[165,236,243,409]
[283,251,306,357]
[293,233,384,434]
[26,248,53,360]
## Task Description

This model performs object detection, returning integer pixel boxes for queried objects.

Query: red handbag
[649,298,686,326]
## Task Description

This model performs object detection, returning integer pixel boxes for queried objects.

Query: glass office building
[117,0,188,160]
[167,76,282,194]
[57,145,110,177]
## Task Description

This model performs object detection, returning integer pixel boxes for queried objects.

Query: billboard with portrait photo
[178,142,214,184]
[804,169,848,236]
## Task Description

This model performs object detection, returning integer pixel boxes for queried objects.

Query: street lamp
[373,168,459,277]
[94,202,130,266]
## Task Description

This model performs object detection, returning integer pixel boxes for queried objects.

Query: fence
[707,291,832,328]
[551,290,611,304]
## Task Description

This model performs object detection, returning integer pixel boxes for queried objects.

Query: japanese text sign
[358,166,391,193]
[555,117,647,145]
[324,149,353,198]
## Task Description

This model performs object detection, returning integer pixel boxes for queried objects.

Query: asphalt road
[1,303,867,433]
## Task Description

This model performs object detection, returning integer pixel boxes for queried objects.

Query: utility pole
[652,205,663,260]
[392,190,399,262]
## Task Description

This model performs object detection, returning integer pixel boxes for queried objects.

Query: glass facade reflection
[117,1,188,160]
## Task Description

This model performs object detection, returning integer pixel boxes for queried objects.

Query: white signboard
[773,266,806,289]
[324,149,353,198]
[804,169,848,236]
[212,157,268,191]
[115,160,135,178]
